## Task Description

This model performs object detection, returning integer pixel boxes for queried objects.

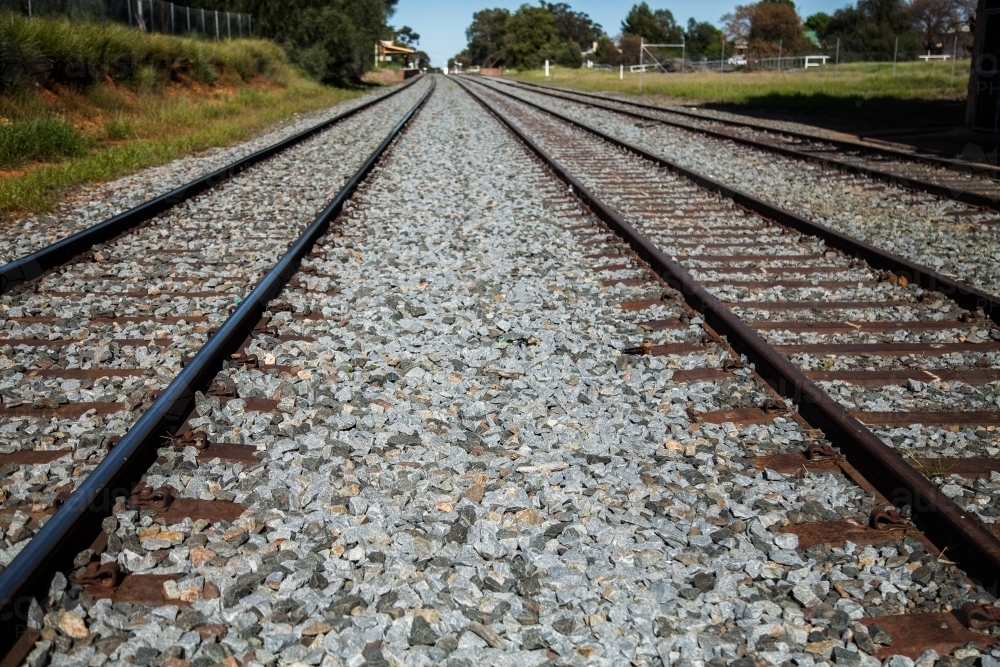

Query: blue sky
[392,0,852,67]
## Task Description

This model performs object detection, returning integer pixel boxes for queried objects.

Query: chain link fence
[0,0,252,39]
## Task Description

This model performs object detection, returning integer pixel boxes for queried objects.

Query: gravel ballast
[483,80,1000,299]
[0,80,432,566]
[16,77,998,667]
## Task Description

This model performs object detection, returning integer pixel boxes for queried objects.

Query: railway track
[456,75,1000,660]
[3,74,1000,665]
[0,78,434,659]
[480,78,1000,302]
[497,78,1000,208]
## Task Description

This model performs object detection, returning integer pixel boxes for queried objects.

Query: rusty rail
[496,77,1000,210]
[466,76,1000,328]
[455,75,1000,592]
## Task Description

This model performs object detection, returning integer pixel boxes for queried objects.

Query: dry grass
[512,60,970,113]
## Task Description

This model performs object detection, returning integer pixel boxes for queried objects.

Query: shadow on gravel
[702,94,997,159]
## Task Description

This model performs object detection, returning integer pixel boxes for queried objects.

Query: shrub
[0,117,87,167]
[0,12,290,91]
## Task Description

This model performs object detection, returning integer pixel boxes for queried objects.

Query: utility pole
[639,37,643,91]
[892,36,898,79]
[965,0,996,130]
[951,35,958,83]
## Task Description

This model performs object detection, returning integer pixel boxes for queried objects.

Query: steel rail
[0,79,436,655]
[503,77,1000,177]
[494,77,1000,210]
[455,75,1000,592]
[463,76,1000,328]
[0,75,424,296]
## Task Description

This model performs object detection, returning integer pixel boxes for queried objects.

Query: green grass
[0,117,87,166]
[512,60,971,121]
[0,13,366,218]
[0,12,286,90]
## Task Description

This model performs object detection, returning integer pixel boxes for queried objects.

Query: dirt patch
[361,69,403,85]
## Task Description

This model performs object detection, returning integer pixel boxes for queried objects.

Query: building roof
[379,40,415,56]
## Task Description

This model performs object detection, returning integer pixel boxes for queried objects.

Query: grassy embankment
[513,61,971,127]
[0,13,363,217]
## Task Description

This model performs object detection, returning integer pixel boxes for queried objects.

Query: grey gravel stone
[23,76,993,667]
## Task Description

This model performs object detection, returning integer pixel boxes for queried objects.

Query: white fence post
[951,35,958,82]
[214,10,219,40]
[544,60,549,77]
[639,37,643,91]
[619,64,623,80]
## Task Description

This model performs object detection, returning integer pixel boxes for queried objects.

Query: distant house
[377,40,415,65]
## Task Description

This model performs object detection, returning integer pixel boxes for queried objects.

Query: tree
[955,0,978,30]
[394,25,420,46]
[466,8,511,67]
[459,2,606,70]
[554,41,583,66]
[543,2,603,50]
[820,0,921,58]
[749,2,807,54]
[203,0,397,85]
[622,2,668,42]
[593,35,621,64]
[502,4,559,69]
[618,33,643,63]
[908,0,959,51]
[804,11,831,32]
[722,4,755,43]
[448,49,471,70]
[685,18,724,58]
[723,1,807,56]
[654,9,685,42]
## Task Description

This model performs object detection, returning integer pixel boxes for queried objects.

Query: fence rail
[623,48,970,74]
[0,0,251,39]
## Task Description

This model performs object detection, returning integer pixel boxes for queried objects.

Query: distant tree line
[452,0,978,69]
[195,0,400,85]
